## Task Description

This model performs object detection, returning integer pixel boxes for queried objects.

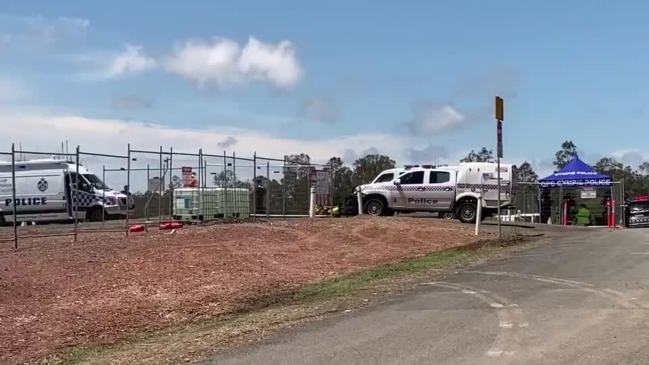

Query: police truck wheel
[442,211,455,220]
[456,201,477,223]
[364,198,386,216]
[87,207,104,222]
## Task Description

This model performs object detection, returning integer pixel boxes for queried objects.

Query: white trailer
[0,159,131,224]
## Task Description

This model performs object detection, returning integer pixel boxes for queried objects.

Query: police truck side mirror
[394,179,401,185]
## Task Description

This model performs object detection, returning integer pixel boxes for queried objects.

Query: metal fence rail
[1,144,335,249]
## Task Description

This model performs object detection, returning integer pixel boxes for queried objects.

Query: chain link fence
[0,144,336,249]
[511,181,625,226]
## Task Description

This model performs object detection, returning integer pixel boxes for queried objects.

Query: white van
[0,159,131,224]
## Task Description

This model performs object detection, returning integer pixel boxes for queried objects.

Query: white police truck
[355,162,513,223]
[0,159,130,225]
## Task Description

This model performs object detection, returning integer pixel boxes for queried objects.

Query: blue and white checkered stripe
[367,185,455,192]
[457,183,511,192]
[72,190,100,207]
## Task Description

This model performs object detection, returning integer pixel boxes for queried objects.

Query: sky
[1,0,649,179]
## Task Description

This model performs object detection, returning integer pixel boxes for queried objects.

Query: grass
[293,248,471,301]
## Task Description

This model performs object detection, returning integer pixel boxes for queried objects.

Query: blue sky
[1,1,649,176]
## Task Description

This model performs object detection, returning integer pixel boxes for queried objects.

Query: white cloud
[238,37,302,88]
[404,144,448,164]
[106,44,156,77]
[0,15,90,48]
[406,104,466,133]
[0,110,403,165]
[166,36,303,89]
[301,97,338,122]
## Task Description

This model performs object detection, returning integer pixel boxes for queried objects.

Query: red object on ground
[128,224,145,233]
[159,222,172,230]
[170,221,183,229]
[611,199,617,227]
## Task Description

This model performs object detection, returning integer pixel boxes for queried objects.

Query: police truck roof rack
[404,164,436,170]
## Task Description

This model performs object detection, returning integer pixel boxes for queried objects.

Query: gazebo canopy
[539,157,611,187]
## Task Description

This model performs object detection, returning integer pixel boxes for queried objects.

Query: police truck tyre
[456,201,477,224]
[364,198,386,216]
[87,207,104,222]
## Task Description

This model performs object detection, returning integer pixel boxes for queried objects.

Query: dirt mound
[0,217,489,364]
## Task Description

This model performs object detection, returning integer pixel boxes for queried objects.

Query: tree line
[148,140,648,212]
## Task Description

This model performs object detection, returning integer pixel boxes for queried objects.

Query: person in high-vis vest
[574,204,592,226]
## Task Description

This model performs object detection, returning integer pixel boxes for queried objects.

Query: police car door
[395,170,433,210]
[428,170,456,210]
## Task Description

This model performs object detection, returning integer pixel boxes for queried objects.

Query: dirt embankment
[0,217,490,364]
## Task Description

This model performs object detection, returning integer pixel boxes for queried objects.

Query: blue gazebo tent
[537,156,614,226]
[539,157,611,187]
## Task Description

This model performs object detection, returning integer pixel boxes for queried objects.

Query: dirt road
[211,227,649,365]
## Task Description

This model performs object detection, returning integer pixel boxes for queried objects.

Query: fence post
[282,156,287,219]
[233,151,237,218]
[102,164,106,225]
[252,152,257,221]
[158,146,163,224]
[309,186,316,218]
[74,146,79,242]
[266,161,270,219]
[475,193,482,236]
[356,188,363,215]
[198,148,203,223]
[223,151,228,217]
[11,143,17,250]
[169,147,173,220]
[126,144,131,237]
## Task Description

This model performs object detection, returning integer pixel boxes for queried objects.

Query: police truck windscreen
[83,174,110,190]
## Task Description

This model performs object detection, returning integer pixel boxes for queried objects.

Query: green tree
[460,147,494,163]
[513,161,538,182]
[639,162,649,176]
[352,154,396,185]
[553,140,578,169]
[283,153,311,214]
[329,156,355,205]
[593,157,624,178]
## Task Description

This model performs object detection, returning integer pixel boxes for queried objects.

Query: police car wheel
[457,202,477,223]
[364,199,385,216]
[87,207,104,222]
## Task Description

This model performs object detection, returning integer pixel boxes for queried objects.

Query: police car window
[400,171,424,184]
[430,171,450,184]
[375,173,394,183]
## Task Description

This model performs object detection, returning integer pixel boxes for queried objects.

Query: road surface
[208,227,649,364]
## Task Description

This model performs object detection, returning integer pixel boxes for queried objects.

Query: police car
[0,158,131,224]
[355,162,513,223]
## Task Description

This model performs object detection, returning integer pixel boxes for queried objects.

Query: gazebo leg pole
[559,185,563,225]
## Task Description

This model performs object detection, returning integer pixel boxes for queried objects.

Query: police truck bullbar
[355,162,513,223]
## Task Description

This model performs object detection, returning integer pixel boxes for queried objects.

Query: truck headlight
[105,196,117,205]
